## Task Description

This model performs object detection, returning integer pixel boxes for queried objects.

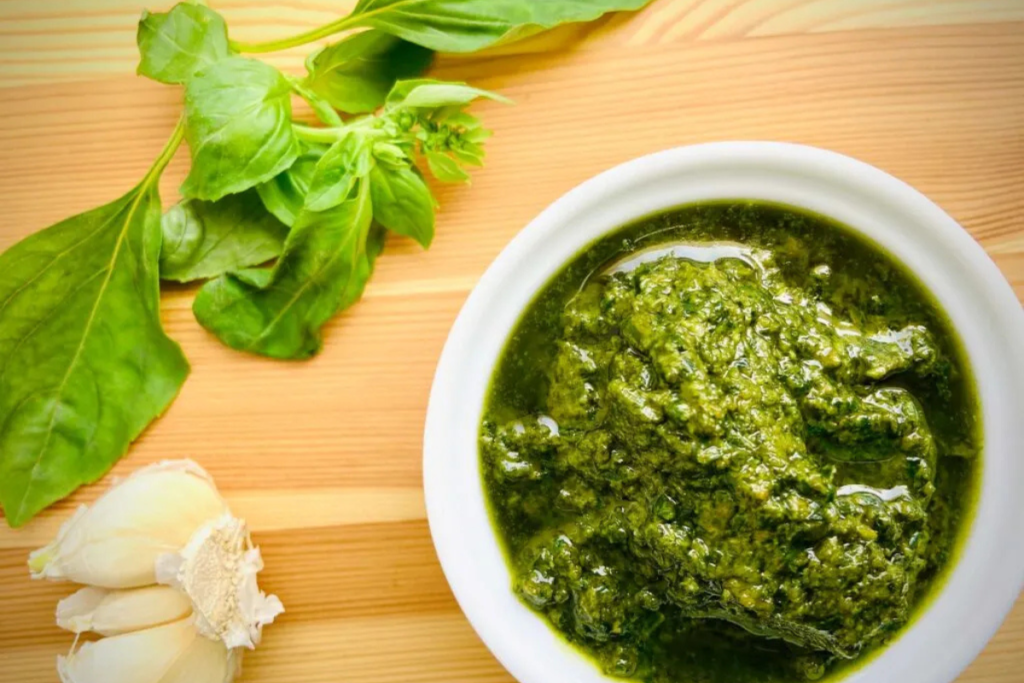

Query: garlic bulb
[57,585,192,636]
[157,514,284,649]
[58,617,240,683]
[31,459,282,683]
[30,461,228,588]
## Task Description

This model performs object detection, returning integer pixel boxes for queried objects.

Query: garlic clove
[57,617,240,683]
[157,513,283,650]
[29,460,228,588]
[57,585,192,636]
[161,634,242,683]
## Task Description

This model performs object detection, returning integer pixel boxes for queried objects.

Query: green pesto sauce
[480,201,981,683]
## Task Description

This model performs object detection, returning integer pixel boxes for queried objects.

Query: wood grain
[1,0,1022,681]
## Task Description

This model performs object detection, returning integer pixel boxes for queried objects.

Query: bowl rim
[423,141,1024,683]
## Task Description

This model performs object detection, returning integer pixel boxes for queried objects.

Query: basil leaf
[385,79,510,109]
[136,3,230,84]
[425,150,470,182]
[449,143,486,166]
[369,163,435,247]
[193,178,377,359]
[257,144,327,227]
[305,132,375,212]
[372,141,410,168]
[181,57,300,202]
[286,75,343,127]
[159,190,289,283]
[305,31,433,114]
[341,222,387,311]
[348,0,655,53]
[0,185,189,527]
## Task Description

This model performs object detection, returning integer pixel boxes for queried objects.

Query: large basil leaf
[193,178,380,359]
[136,3,231,84]
[304,31,433,114]
[348,0,655,53]
[160,190,289,283]
[0,186,189,527]
[369,163,435,247]
[181,57,300,202]
[256,144,327,227]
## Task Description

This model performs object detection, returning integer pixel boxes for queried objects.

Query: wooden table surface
[1,1,1022,681]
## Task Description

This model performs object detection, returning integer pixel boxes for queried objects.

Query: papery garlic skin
[29,461,228,588]
[57,617,240,683]
[157,514,284,649]
[57,585,192,636]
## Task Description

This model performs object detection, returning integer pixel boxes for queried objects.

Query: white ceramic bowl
[423,142,1024,683]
